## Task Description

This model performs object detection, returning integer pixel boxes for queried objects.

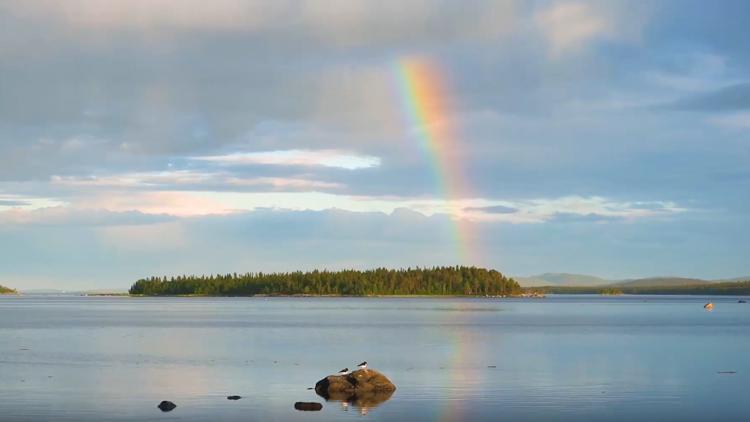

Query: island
[0,284,17,294]
[129,266,521,297]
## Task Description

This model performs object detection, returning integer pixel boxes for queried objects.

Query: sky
[1,0,749,289]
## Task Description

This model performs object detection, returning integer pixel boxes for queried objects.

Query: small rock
[487,365,497,368]
[739,300,747,303]
[294,402,323,411]
[227,395,242,400]
[157,401,177,412]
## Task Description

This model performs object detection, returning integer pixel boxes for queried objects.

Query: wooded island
[129,266,521,297]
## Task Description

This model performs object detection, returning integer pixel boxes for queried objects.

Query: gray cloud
[464,205,518,214]
[0,199,29,206]
[0,207,175,227]
[548,212,623,223]
[664,83,750,111]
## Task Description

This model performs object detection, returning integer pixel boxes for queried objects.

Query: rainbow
[394,57,478,265]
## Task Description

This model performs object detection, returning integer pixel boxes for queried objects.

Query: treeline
[129,266,521,297]
[533,281,750,296]
[0,284,16,294]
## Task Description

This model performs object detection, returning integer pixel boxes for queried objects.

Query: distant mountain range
[514,273,610,287]
[514,273,750,288]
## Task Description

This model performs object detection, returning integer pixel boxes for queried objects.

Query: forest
[129,266,521,297]
[533,281,750,296]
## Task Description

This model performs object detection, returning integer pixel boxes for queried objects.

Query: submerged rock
[157,401,177,412]
[294,402,323,411]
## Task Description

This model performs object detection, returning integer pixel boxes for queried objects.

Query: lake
[1,295,748,421]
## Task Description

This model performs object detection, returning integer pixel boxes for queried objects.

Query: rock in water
[227,395,242,400]
[294,402,323,411]
[157,401,177,412]
[316,368,396,395]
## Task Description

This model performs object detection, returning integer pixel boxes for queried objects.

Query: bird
[337,368,349,375]
[357,361,368,369]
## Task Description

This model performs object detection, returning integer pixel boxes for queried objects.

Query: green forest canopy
[129,266,521,297]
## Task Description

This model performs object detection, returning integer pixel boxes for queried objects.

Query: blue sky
[1,0,748,289]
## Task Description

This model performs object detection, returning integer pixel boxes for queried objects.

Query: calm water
[1,295,748,421]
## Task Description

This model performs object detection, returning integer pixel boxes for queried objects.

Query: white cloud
[57,189,684,224]
[51,171,343,190]
[0,207,172,226]
[533,1,647,57]
[192,149,381,170]
[534,2,609,56]
[0,194,66,212]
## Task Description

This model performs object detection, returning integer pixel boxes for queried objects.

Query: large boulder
[315,368,395,407]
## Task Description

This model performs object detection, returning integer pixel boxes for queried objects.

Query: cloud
[0,195,65,211]
[464,204,518,214]
[533,1,648,57]
[549,212,623,223]
[534,2,610,56]
[462,196,684,224]
[0,207,174,226]
[0,199,30,207]
[51,171,343,191]
[709,111,750,130]
[31,185,686,225]
[643,52,735,93]
[3,206,745,290]
[191,149,381,170]
[665,82,750,111]
[2,0,517,47]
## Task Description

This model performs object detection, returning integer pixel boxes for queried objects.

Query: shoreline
[89,293,750,299]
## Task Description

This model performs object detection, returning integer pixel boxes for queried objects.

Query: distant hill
[536,280,750,296]
[612,277,712,288]
[516,274,750,289]
[515,273,611,287]
[712,276,750,283]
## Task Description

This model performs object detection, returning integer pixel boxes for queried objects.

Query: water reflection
[317,389,395,416]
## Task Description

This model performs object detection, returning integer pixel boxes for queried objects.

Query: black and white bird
[337,368,349,375]
[357,361,368,369]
